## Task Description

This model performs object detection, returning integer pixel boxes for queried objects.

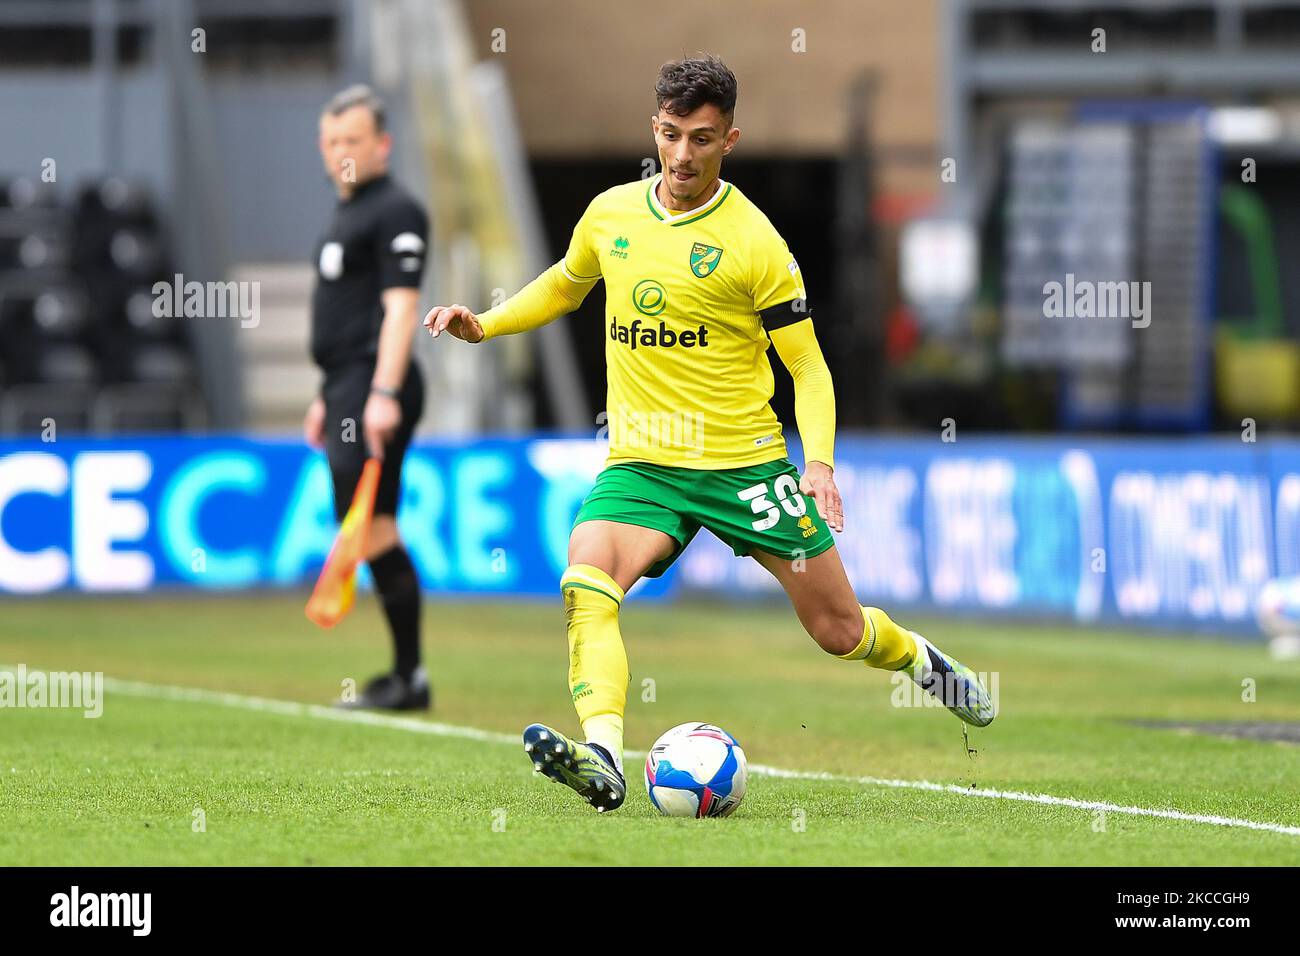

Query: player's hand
[362,391,401,461]
[800,460,843,533]
[423,304,484,343]
[303,396,326,449]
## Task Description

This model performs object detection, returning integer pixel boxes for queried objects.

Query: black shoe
[335,668,431,711]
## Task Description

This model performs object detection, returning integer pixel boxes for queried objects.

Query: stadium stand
[0,175,203,434]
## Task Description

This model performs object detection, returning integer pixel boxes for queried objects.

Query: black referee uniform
[311,172,429,709]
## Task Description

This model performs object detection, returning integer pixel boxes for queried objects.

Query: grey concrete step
[229,262,319,432]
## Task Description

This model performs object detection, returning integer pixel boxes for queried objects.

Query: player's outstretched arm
[768,317,843,531]
[423,261,596,344]
[423,304,484,342]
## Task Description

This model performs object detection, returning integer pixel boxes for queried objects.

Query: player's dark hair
[655,55,737,124]
[322,83,387,133]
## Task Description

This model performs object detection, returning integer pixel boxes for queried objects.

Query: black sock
[369,545,422,680]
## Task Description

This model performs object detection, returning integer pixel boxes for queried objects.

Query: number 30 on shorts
[738,475,807,531]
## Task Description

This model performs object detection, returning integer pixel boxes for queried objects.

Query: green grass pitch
[2,594,1299,865]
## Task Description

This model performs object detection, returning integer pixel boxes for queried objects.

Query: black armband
[758,298,810,331]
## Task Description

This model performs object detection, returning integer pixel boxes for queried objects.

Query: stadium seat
[36,342,99,387]
[90,383,205,433]
[0,208,73,271]
[124,286,176,337]
[127,344,194,386]
[75,177,156,223]
[0,176,56,211]
[0,384,94,434]
[31,285,90,338]
[0,174,206,435]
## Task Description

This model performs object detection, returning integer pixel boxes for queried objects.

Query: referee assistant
[304,85,429,711]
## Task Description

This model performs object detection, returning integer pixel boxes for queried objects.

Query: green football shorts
[572,457,836,578]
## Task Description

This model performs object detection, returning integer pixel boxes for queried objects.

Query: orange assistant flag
[305,457,382,628]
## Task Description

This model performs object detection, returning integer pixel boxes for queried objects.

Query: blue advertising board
[678,436,1281,634]
[1,433,1295,635]
[0,435,668,600]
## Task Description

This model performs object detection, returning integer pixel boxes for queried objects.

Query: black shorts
[321,360,424,521]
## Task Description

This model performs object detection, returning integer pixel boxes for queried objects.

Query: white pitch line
[104,677,519,746]
[86,675,1300,839]
[745,764,1300,837]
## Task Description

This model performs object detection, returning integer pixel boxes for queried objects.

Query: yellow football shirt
[562,173,810,469]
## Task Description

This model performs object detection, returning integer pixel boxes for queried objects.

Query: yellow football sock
[836,606,918,671]
[560,564,629,769]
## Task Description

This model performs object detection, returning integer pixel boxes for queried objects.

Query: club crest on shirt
[319,241,344,280]
[689,242,723,278]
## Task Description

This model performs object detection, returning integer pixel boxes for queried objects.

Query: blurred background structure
[6,0,1300,437]
[4,0,1300,641]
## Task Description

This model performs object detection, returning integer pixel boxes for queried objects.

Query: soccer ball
[644,722,748,818]
[1256,577,1300,661]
